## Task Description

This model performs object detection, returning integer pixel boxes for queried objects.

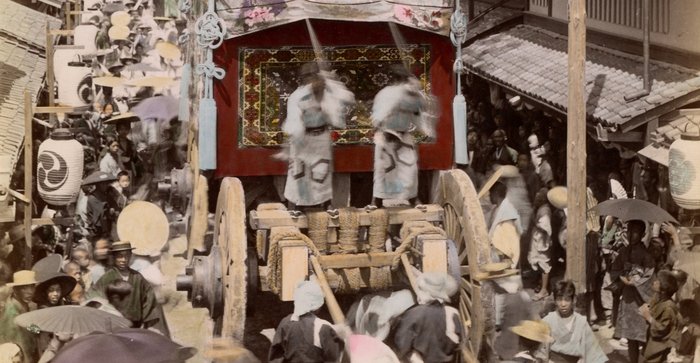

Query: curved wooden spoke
[215,177,248,341]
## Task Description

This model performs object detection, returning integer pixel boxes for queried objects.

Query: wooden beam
[400,254,420,295]
[23,91,33,269]
[46,21,54,124]
[249,205,444,230]
[603,131,644,143]
[34,106,80,114]
[49,29,75,36]
[318,252,397,269]
[310,256,345,324]
[565,0,587,292]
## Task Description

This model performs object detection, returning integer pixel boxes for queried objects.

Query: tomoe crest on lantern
[37,129,84,206]
[668,119,700,210]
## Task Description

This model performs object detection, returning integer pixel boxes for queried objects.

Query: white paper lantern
[669,123,700,210]
[37,129,84,206]
[54,48,92,107]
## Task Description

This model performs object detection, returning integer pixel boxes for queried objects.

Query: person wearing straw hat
[82,171,119,240]
[542,280,607,363]
[488,181,523,269]
[506,320,553,362]
[268,279,344,363]
[393,272,463,363]
[370,64,436,208]
[88,241,170,336]
[0,271,39,363]
[33,272,76,308]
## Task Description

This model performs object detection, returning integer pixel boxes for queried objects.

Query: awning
[462,24,700,131]
[639,143,669,166]
[216,0,454,39]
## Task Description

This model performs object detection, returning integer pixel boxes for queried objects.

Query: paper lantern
[668,123,700,210]
[37,129,84,206]
[54,48,92,107]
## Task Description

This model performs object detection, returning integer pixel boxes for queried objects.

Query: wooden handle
[310,256,345,324]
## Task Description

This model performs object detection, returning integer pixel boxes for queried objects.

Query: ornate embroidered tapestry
[238,44,431,147]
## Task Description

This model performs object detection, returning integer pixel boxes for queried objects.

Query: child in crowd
[674,299,700,362]
[542,280,608,363]
[640,270,680,363]
[71,247,93,290]
[63,261,85,304]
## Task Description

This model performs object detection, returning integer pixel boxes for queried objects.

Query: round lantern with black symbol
[668,121,700,210]
[37,129,84,206]
[53,48,93,108]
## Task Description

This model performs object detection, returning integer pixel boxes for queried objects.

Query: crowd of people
[457,76,700,363]
[0,0,187,361]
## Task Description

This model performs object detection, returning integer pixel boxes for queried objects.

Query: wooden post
[46,22,55,125]
[310,256,345,324]
[23,91,33,269]
[565,0,587,291]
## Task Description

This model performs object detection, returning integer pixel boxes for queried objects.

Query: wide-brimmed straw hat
[108,25,131,41]
[110,241,135,252]
[104,111,140,124]
[34,272,77,304]
[116,201,169,256]
[82,171,118,186]
[474,261,518,281]
[547,186,568,209]
[155,41,181,60]
[92,76,124,88]
[415,272,458,304]
[124,76,175,88]
[510,320,554,343]
[7,270,39,287]
[110,11,131,26]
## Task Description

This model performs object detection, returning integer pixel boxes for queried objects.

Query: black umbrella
[590,198,678,224]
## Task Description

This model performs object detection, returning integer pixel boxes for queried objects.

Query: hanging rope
[267,227,320,295]
[338,208,360,253]
[307,211,330,253]
[391,221,447,270]
[367,208,389,252]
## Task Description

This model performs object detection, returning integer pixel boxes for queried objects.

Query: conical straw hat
[108,25,130,41]
[155,41,181,60]
[92,76,124,88]
[110,11,131,26]
[547,186,568,209]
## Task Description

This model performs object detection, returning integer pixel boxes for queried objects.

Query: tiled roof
[0,0,60,173]
[462,24,700,128]
[0,0,61,48]
[651,114,700,147]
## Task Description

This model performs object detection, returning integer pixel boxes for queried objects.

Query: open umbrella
[131,95,179,121]
[590,198,678,224]
[14,306,131,334]
[51,328,196,363]
[31,254,63,282]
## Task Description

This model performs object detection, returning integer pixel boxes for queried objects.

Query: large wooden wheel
[214,177,249,341]
[435,169,493,362]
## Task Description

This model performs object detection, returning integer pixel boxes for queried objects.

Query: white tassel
[453,94,467,164]
[199,98,217,170]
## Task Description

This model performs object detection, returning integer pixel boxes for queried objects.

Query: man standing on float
[281,63,355,212]
[371,65,436,207]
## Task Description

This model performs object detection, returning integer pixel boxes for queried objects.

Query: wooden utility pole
[23,91,33,269]
[46,21,55,125]
[565,0,587,291]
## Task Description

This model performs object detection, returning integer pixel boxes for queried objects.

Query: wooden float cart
[174,1,494,361]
